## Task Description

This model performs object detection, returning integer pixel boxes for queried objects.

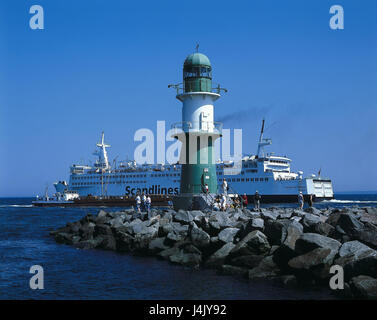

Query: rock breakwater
[50,206,377,299]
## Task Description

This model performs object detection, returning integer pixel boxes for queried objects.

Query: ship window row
[71,173,181,180]
[151,173,180,177]
[219,177,269,183]
[72,180,149,186]
[269,160,288,164]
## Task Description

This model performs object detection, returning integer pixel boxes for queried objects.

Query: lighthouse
[170,51,225,210]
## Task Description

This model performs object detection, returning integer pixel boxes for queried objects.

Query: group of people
[298,192,314,210]
[135,193,152,212]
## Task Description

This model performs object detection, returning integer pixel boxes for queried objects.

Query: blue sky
[0,0,376,196]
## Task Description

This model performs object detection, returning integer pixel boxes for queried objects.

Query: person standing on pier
[221,194,227,211]
[222,179,228,195]
[135,193,141,212]
[141,193,147,211]
[254,191,261,211]
[146,195,151,215]
[298,191,304,210]
[308,194,313,208]
[242,193,248,208]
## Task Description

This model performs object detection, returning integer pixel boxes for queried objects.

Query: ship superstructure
[54,126,334,202]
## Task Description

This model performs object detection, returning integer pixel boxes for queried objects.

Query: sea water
[1,194,376,299]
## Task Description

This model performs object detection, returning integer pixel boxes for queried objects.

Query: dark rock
[264,219,303,246]
[302,213,322,232]
[230,230,270,257]
[219,265,248,277]
[218,228,239,243]
[94,224,113,237]
[190,225,211,248]
[338,240,375,259]
[343,253,377,280]
[96,210,109,224]
[74,237,103,250]
[337,213,364,236]
[272,221,303,270]
[174,210,193,224]
[79,222,96,240]
[165,223,189,244]
[205,242,236,268]
[261,210,279,221]
[229,254,264,269]
[251,218,264,230]
[169,243,202,268]
[98,235,117,251]
[313,222,334,237]
[304,207,323,216]
[349,275,377,299]
[208,211,234,232]
[354,222,377,249]
[114,230,135,252]
[55,232,77,245]
[148,237,170,253]
[295,233,341,259]
[326,211,343,227]
[288,248,333,270]
[189,210,205,222]
[360,213,377,226]
[248,256,280,279]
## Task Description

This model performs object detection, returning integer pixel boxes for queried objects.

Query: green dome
[184,53,211,67]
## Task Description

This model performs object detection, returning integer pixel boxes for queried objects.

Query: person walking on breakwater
[242,193,248,208]
[221,194,227,211]
[141,193,147,211]
[135,193,141,212]
[146,195,151,212]
[307,194,312,207]
[222,179,228,195]
[254,191,261,211]
[298,191,304,210]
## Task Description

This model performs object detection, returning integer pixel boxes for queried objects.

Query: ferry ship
[54,121,334,203]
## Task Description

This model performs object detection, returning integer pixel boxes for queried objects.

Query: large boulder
[295,233,341,260]
[148,237,170,254]
[248,256,280,279]
[313,222,334,237]
[229,230,270,257]
[218,228,239,244]
[173,210,193,224]
[205,242,236,268]
[264,219,303,246]
[169,244,202,268]
[190,225,211,248]
[301,213,322,232]
[338,240,375,259]
[349,275,377,299]
[288,248,335,280]
[272,221,303,270]
[354,223,377,249]
[336,213,364,236]
[114,230,135,252]
[343,253,377,280]
[260,210,279,221]
[208,211,234,232]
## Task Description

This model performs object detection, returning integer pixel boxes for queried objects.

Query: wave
[323,199,377,204]
[0,204,33,208]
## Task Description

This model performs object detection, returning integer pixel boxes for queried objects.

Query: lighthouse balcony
[171,121,223,136]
